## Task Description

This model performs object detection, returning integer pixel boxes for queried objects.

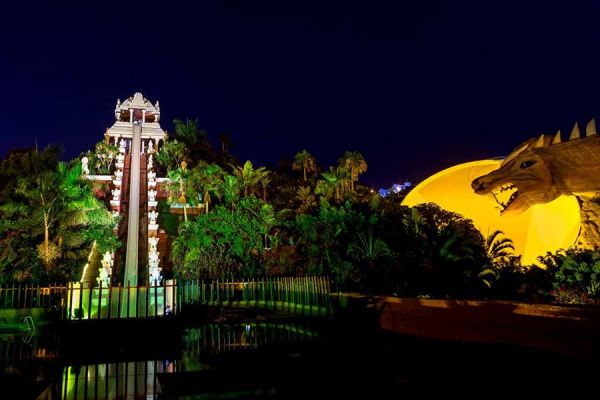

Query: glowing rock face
[402,160,581,265]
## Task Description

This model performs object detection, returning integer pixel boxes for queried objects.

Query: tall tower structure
[105,93,166,286]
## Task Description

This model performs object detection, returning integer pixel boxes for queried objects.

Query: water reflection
[183,322,318,358]
[62,361,172,400]
[0,331,60,399]
[60,322,317,399]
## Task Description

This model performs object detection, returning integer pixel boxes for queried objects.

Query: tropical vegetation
[1,118,599,306]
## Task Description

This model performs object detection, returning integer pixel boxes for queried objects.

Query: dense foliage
[1,118,599,306]
[538,248,600,304]
[0,147,118,283]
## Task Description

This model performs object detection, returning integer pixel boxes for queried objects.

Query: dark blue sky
[1,1,600,186]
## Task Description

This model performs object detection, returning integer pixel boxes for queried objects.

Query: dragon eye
[520,160,536,169]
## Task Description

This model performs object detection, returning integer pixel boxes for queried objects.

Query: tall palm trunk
[41,212,53,266]
[44,225,50,252]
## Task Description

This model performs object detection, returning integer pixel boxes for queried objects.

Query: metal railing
[0,276,332,319]
[0,284,66,309]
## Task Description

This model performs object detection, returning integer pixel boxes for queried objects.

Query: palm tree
[220,175,240,210]
[166,161,197,222]
[231,161,270,198]
[339,151,367,191]
[156,139,187,172]
[173,118,207,145]
[16,170,61,266]
[15,162,114,267]
[317,166,351,202]
[347,229,391,267]
[190,162,224,214]
[402,207,425,236]
[485,230,515,266]
[292,150,317,181]
[296,186,316,212]
[93,141,119,174]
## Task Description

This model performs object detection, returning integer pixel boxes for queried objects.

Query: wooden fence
[0,277,332,319]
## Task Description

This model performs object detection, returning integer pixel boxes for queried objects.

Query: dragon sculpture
[471,119,600,248]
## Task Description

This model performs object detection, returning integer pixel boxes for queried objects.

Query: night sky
[1,1,600,187]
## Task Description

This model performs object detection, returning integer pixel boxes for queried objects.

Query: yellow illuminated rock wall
[402,160,581,265]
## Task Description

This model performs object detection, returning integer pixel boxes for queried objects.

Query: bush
[173,243,241,281]
[538,248,600,304]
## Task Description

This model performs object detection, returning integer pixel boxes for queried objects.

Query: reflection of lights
[245,324,251,333]
[34,348,57,360]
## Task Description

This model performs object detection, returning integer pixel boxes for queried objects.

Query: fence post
[196,279,200,304]
[183,281,187,306]
[68,283,73,320]
[87,282,93,319]
[117,284,122,319]
[25,285,30,308]
[107,283,113,319]
[270,277,274,308]
[16,284,22,308]
[135,283,139,318]
[177,280,182,315]
[78,283,83,321]
[154,281,158,317]
[146,280,150,319]
[126,281,131,319]
[98,282,103,319]
[10,283,15,308]
[163,279,167,316]
[199,279,203,305]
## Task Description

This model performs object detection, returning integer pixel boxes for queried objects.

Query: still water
[1,321,320,399]
[4,313,592,398]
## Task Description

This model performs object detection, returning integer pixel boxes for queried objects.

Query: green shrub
[538,248,600,304]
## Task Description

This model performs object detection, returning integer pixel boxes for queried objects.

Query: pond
[1,318,326,399]
[1,309,597,398]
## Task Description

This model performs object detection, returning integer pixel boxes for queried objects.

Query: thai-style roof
[106,92,166,140]
[115,92,160,121]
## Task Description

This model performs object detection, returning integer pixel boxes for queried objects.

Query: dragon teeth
[491,184,518,212]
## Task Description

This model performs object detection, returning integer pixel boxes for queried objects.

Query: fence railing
[0,284,66,309]
[0,276,332,319]
[178,276,332,316]
[65,281,175,320]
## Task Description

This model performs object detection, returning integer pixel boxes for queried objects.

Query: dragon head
[471,134,562,215]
